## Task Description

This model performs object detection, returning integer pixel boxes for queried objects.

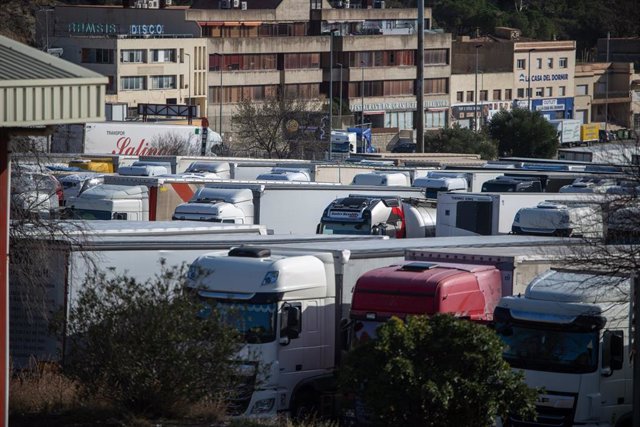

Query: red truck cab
[350,261,502,343]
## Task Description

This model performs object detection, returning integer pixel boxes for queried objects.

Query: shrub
[64,262,241,418]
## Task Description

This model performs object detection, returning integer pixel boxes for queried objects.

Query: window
[536,58,542,69]
[424,48,449,65]
[493,89,501,100]
[535,87,543,97]
[547,58,554,68]
[121,49,145,63]
[284,53,320,69]
[517,88,525,98]
[81,48,114,64]
[480,90,488,101]
[284,83,320,99]
[106,76,116,94]
[466,90,474,102]
[120,76,145,90]
[505,89,512,100]
[456,91,463,102]
[559,57,568,68]
[151,49,176,63]
[209,85,279,103]
[517,59,525,69]
[456,201,493,235]
[150,75,176,89]
[595,82,606,94]
[425,110,447,129]
[385,111,413,129]
[559,86,566,96]
[424,78,448,95]
[545,87,553,97]
[576,84,588,96]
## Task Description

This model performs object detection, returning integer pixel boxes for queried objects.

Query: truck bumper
[236,389,281,418]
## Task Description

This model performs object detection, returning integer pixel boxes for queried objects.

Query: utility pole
[416,0,425,152]
[527,48,535,110]
[474,44,482,131]
[605,32,610,132]
[185,52,191,124]
[633,273,640,427]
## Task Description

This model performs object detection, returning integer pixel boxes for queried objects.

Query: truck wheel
[292,390,318,421]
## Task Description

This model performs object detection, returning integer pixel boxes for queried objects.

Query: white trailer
[435,192,596,237]
[183,235,576,417]
[60,122,223,156]
[10,221,392,369]
[549,119,582,146]
[183,181,428,234]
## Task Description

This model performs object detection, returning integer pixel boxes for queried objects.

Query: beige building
[574,62,636,127]
[451,30,576,128]
[38,5,208,118]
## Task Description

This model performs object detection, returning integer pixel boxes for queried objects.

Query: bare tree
[148,131,203,156]
[231,96,324,159]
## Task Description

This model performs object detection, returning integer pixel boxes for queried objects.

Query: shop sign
[519,73,570,83]
[535,98,565,112]
[129,24,165,35]
[351,99,449,112]
[67,22,165,35]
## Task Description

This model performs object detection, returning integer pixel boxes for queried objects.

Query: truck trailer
[183,235,576,418]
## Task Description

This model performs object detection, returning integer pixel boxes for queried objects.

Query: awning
[427,107,448,112]
[364,111,384,115]
[242,21,262,26]
[223,21,241,26]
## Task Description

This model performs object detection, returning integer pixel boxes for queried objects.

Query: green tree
[488,108,558,158]
[339,315,537,427]
[64,263,241,418]
[423,125,498,160]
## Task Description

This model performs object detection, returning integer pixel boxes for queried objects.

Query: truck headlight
[261,271,279,286]
[250,398,275,414]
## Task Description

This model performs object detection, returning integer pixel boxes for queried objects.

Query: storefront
[451,101,512,128]
[351,99,449,130]
[530,97,574,120]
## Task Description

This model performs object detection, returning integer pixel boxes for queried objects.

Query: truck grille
[226,366,258,416]
[508,396,576,427]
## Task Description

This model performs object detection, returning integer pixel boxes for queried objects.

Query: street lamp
[328,29,339,160]
[213,53,224,136]
[336,62,343,129]
[184,52,191,124]
[42,8,54,51]
[361,60,365,127]
[527,48,535,111]
[474,44,482,131]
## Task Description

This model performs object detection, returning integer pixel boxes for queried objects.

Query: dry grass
[9,361,80,415]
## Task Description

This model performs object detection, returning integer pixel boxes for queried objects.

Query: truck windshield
[200,300,277,344]
[482,183,516,192]
[426,187,448,199]
[351,320,381,348]
[70,209,115,220]
[322,221,371,235]
[496,322,598,374]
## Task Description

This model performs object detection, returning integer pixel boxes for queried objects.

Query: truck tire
[292,389,318,421]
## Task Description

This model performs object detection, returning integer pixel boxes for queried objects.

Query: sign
[350,99,449,113]
[68,22,118,35]
[518,73,570,83]
[67,22,165,36]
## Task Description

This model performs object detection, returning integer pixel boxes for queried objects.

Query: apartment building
[450,29,576,128]
[37,4,208,117]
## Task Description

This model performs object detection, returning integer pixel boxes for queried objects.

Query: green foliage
[339,315,537,427]
[488,108,558,158]
[64,262,241,418]
[423,125,498,160]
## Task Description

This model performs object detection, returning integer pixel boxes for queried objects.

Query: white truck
[494,269,630,427]
[511,200,604,238]
[351,171,411,186]
[170,181,428,234]
[256,168,311,182]
[435,192,594,237]
[183,235,578,418]
[173,188,254,224]
[412,171,468,199]
[317,195,436,238]
[52,121,222,156]
[331,130,357,155]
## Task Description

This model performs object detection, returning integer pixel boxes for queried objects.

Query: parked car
[391,142,416,153]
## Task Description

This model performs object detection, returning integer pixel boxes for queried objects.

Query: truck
[494,269,630,427]
[10,221,393,369]
[182,235,575,418]
[51,121,222,156]
[481,176,543,192]
[580,123,601,145]
[317,195,437,238]
[435,192,595,237]
[256,168,311,182]
[331,130,357,155]
[549,119,582,147]
[173,188,254,224]
[412,171,468,198]
[511,200,604,238]
[351,171,411,186]
[169,181,428,234]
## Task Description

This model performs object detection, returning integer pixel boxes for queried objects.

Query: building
[450,28,576,129]
[37,3,208,118]
[40,0,456,150]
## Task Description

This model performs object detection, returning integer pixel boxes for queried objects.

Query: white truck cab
[173,187,254,224]
[495,270,630,427]
[256,168,311,182]
[512,201,603,238]
[413,171,468,199]
[351,171,410,186]
[68,184,149,220]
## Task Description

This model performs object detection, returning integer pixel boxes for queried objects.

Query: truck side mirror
[602,330,624,375]
[280,303,302,345]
